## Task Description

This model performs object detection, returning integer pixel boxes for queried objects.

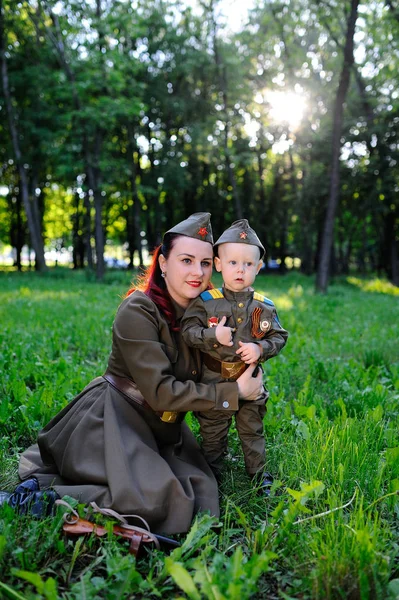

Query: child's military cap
[214,219,265,258]
[164,212,213,244]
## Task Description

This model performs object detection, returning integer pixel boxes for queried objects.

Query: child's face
[214,243,263,292]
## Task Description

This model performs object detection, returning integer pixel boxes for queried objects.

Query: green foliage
[0,271,398,598]
[347,277,399,297]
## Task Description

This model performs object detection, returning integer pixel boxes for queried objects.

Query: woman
[8,213,262,534]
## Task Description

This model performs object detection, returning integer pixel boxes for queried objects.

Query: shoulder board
[254,292,275,307]
[200,288,224,301]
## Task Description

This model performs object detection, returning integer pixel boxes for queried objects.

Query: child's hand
[215,316,234,346]
[236,341,261,364]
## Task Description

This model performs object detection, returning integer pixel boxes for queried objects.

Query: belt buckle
[221,361,244,380]
[160,411,179,423]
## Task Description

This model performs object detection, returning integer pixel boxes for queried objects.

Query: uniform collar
[170,297,186,321]
[222,286,254,301]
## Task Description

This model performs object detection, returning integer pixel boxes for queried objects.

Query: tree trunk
[72,191,85,269]
[256,148,267,205]
[86,132,105,281]
[93,187,105,280]
[224,124,242,219]
[391,234,399,286]
[83,189,94,270]
[91,0,106,281]
[127,123,143,269]
[254,146,269,257]
[0,0,47,271]
[299,166,314,275]
[146,125,162,247]
[9,186,25,271]
[316,0,359,292]
[210,2,243,220]
[30,172,46,271]
[72,192,79,269]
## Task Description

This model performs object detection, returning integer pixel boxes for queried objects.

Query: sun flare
[255,90,306,130]
[268,91,306,128]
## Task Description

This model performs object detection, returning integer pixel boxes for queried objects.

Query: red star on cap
[239,231,247,239]
[198,227,208,237]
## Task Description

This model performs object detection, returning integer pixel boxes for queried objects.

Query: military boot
[251,472,274,497]
[4,478,59,517]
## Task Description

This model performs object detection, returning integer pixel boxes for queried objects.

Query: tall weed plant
[0,270,398,599]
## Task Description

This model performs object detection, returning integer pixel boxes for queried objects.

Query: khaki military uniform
[19,291,239,534]
[181,286,288,476]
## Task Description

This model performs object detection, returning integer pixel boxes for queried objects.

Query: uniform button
[191,370,197,375]
[238,302,244,308]
[222,401,230,408]
[213,344,218,348]
[237,317,243,323]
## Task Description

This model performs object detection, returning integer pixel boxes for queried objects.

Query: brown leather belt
[201,353,248,381]
[103,371,183,424]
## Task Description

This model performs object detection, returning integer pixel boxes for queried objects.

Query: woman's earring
[161,271,166,278]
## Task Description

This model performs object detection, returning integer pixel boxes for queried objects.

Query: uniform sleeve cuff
[214,382,239,411]
[202,327,220,349]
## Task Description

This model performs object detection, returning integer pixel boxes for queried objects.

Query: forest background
[1,0,398,292]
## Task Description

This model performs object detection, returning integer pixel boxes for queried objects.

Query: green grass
[0,269,399,599]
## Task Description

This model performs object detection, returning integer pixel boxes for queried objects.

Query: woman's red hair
[125,234,213,331]
[125,245,180,330]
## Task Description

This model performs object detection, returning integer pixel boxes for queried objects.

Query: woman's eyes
[181,258,212,267]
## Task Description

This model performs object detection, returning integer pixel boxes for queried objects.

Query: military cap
[214,219,265,258]
[164,212,213,244]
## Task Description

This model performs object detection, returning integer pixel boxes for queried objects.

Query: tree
[315,0,360,292]
[0,0,47,270]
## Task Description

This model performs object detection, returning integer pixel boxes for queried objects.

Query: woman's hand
[215,316,234,346]
[237,363,263,400]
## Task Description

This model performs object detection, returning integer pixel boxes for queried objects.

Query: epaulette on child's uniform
[200,288,275,307]
[253,292,275,307]
[200,288,224,301]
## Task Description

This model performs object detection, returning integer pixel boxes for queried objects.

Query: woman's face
[159,236,213,308]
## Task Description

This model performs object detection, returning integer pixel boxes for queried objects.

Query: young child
[181,219,288,495]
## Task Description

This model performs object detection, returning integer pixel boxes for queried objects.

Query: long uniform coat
[19,291,239,534]
[181,286,288,475]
